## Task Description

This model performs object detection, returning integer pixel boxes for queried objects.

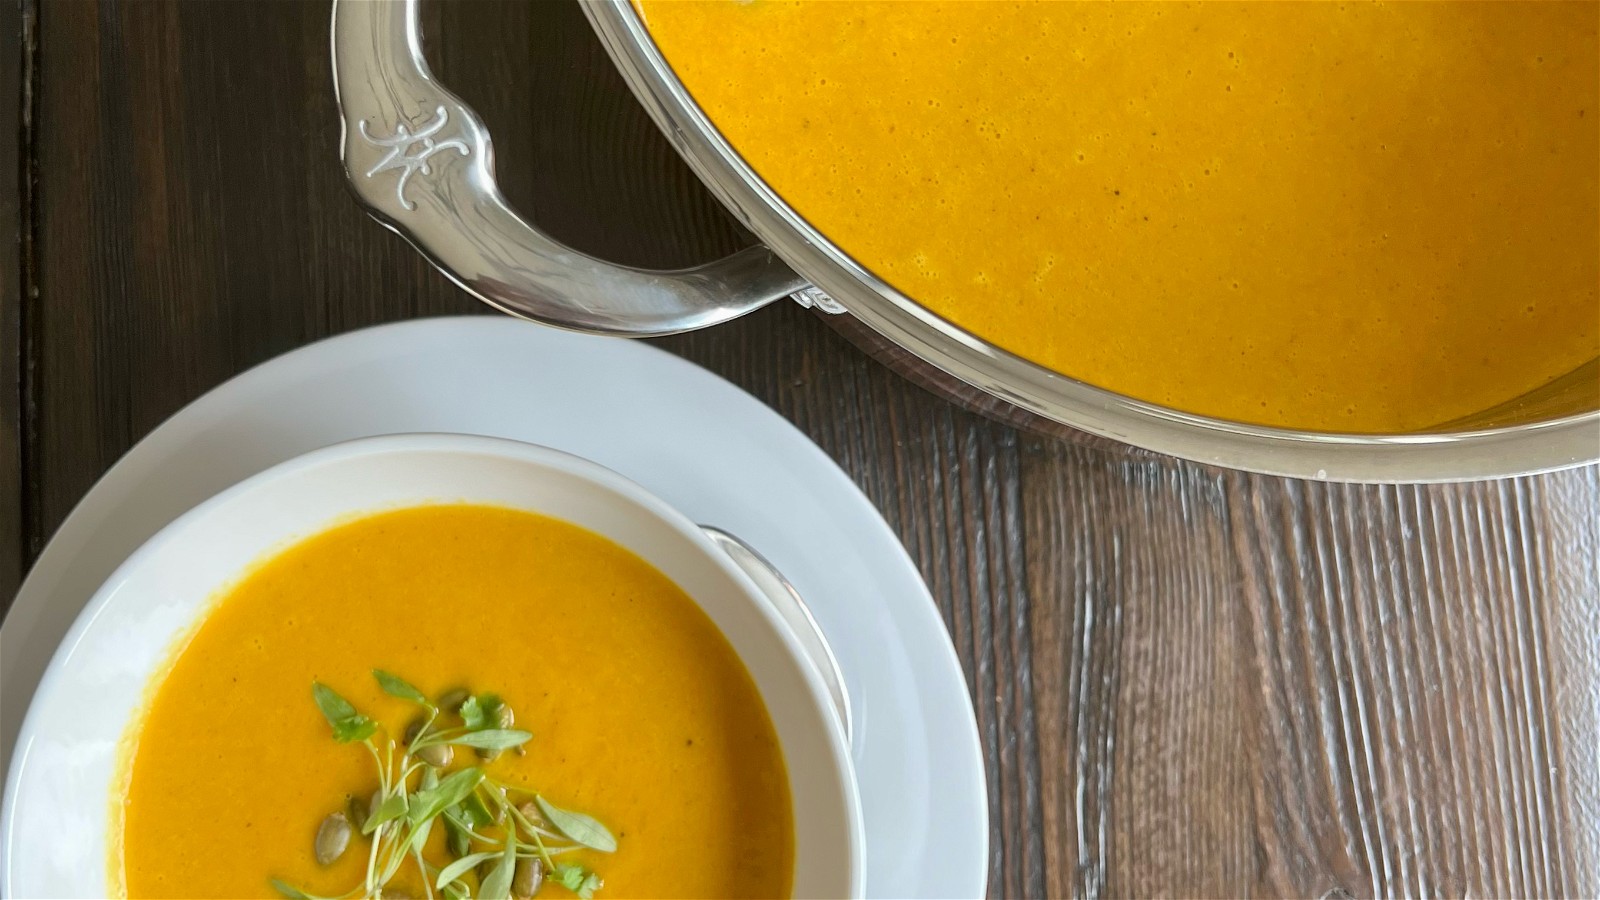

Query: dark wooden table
[4,2,1598,897]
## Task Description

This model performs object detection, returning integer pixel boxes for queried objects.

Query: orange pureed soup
[639,1,1600,432]
[117,505,793,899]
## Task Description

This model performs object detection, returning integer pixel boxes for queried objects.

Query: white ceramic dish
[0,316,988,898]
[1,433,864,898]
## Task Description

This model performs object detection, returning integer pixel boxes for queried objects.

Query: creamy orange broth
[118,505,793,899]
[638,0,1600,432]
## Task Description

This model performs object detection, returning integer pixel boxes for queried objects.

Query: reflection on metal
[701,525,853,745]
[358,106,469,211]
[793,286,847,315]
[331,0,807,336]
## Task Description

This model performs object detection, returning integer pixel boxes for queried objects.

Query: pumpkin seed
[476,704,515,761]
[517,801,542,827]
[344,793,367,834]
[402,716,425,746]
[417,742,454,768]
[513,858,544,899]
[437,688,470,713]
[315,811,352,865]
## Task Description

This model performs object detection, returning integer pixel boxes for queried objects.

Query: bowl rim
[0,432,865,898]
[587,0,1600,482]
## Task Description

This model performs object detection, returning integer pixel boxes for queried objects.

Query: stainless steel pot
[330,0,1599,482]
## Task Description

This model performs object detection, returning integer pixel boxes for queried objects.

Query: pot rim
[586,0,1600,483]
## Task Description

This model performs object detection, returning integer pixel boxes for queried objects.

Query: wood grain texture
[1228,472,1600,898]
[1024,446,1258,899]
[28,0,472,539]
[0,0,30,603]
[9,1,1600,897]
[1021,457,1600,898]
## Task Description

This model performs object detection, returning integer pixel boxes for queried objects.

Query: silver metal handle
[701,526,853,744]
[330,0,809,336]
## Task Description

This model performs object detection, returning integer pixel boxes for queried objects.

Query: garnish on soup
[272,670,612,900]
[117,505,793,899]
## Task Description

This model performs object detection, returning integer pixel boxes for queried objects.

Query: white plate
[4,434,864,898]
[0,316,987,899]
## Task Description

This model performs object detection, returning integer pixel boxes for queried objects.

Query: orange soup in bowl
[639,0,1600,433]
[116,504,793,899]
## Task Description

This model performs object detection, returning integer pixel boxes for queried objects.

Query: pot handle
[331,0,810,335]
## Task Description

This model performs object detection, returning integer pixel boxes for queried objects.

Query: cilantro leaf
[458,694,486,730]
[553,865,587,892]
[461,791,495,828]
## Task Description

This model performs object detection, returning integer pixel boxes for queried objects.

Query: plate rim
[4,431,866,898]
[0,316,989,899]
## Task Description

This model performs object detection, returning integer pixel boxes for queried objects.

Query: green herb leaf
[408,767,485,826]
[408,813,435,856]
[448,729,532,751]
[306,669,610,898]
[443,804,472,857]
[552,865,587,892]
[458,695,482,729]
[332,717,377,743]
[536,795,618,853]
[269,878,317,899]
[311,682,359,722]
[311,682,376,743]
[373,669,429,705]
[437,851,500,891]
[481,828,517,900]
[459,693,501,731]
[461,791,495,829]
[268,879,347,900]
[364,792,408,835]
